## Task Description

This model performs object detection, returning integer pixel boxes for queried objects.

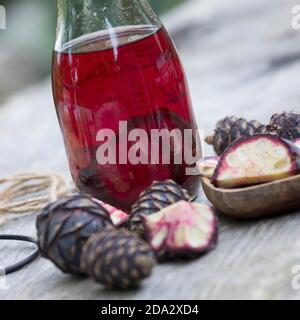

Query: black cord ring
[0,234,40,275]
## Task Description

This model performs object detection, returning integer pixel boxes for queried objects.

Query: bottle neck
[55,0,161,51]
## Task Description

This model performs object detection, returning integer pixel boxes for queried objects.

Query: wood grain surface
[1,0,300,300]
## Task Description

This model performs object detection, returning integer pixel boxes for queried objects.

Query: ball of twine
[0,173,69,225]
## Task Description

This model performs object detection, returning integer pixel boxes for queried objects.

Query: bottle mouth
[56,25,160,54]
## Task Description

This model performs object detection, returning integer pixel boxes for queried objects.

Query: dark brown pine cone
[205,116,267,155]
[80,229,155,289]
[267,112,300,140]
[129,180,190,238]
[36,195,113,275]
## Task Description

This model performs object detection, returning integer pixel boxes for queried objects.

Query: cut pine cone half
[197,156,220,178]
[143,200,217,260]
[93,198,130,227]
[212,134,300,188]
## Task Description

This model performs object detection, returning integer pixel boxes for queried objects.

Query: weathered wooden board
[1,0,300,300]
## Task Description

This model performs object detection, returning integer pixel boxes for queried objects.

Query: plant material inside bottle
[52,25,200,211]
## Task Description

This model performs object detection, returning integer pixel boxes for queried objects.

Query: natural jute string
[0,173,69,225]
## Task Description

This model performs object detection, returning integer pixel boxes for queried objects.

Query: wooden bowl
[201,174,300,219]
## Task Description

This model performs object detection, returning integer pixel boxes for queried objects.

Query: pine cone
[80,229,155,289]
[205,116,267,155]
[267,112,300,140]
[143,201,217,260]
[36,195,113,275]
[129,180,190,238]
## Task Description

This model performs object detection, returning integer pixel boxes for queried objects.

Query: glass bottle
[52,0,201,211]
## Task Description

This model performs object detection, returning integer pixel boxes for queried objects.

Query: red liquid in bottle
[52,26,200,211]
